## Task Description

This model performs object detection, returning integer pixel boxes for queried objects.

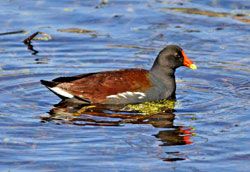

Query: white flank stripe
[126,91,133,96]
[134,92,146,96]
[118,93,127,98]
[106,95,119,99]
[106,91,146,100]
[138,96,144,99]
[50,87,74,98]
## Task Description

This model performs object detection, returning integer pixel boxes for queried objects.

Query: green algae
[32,32,52,41]
[67,99,177,116]
[124,99,176,114]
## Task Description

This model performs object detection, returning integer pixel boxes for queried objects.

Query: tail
[40,80,91,103]
[40,80,58,87]
[40,80,74,99]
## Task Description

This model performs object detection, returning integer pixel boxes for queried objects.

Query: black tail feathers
[40,80,58,87]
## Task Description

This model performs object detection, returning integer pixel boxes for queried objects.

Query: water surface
[0,0,250,171]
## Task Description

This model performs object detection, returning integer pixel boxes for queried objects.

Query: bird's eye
[175,53,181,58]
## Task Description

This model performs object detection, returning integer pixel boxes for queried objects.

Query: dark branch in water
[0,30,26,36]
[23,32,39,55]
[23,32,39,44]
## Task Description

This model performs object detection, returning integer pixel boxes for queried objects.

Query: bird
[41,45,197,105]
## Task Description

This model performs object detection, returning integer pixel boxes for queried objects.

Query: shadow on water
[41,100,194,162]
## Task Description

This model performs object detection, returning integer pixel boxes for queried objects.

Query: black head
[151,45,197,70]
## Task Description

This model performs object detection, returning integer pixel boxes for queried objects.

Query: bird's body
[41,45,197,105]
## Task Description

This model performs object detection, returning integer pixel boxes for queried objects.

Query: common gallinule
[41,45,197,105]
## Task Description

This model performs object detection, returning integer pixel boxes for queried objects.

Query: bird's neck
[150,65,176,99]
[150,64,175,78]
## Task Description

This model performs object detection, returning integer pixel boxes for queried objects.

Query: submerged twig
[23,31,52,55]
[23,32,39,44]
[23,32,39,55]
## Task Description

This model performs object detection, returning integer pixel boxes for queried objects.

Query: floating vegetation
[41,99,179,128]
[32,32,52,41]
[47,99,177,121]
[68,100,176,115]
[124,99,176,114]
[57,28,95,34]
[57,28,93,34]
[164,7,250,24]
[166,8,228,17]
[23,31,52,42]
[57,28,98,37]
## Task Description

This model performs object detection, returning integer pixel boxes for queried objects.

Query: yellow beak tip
[190,64,197,70]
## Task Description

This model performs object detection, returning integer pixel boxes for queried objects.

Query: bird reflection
[41,99,194,161]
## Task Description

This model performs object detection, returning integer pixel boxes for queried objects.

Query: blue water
[0,0,250,171]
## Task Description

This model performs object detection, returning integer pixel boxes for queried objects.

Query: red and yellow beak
[181,50,197,70]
